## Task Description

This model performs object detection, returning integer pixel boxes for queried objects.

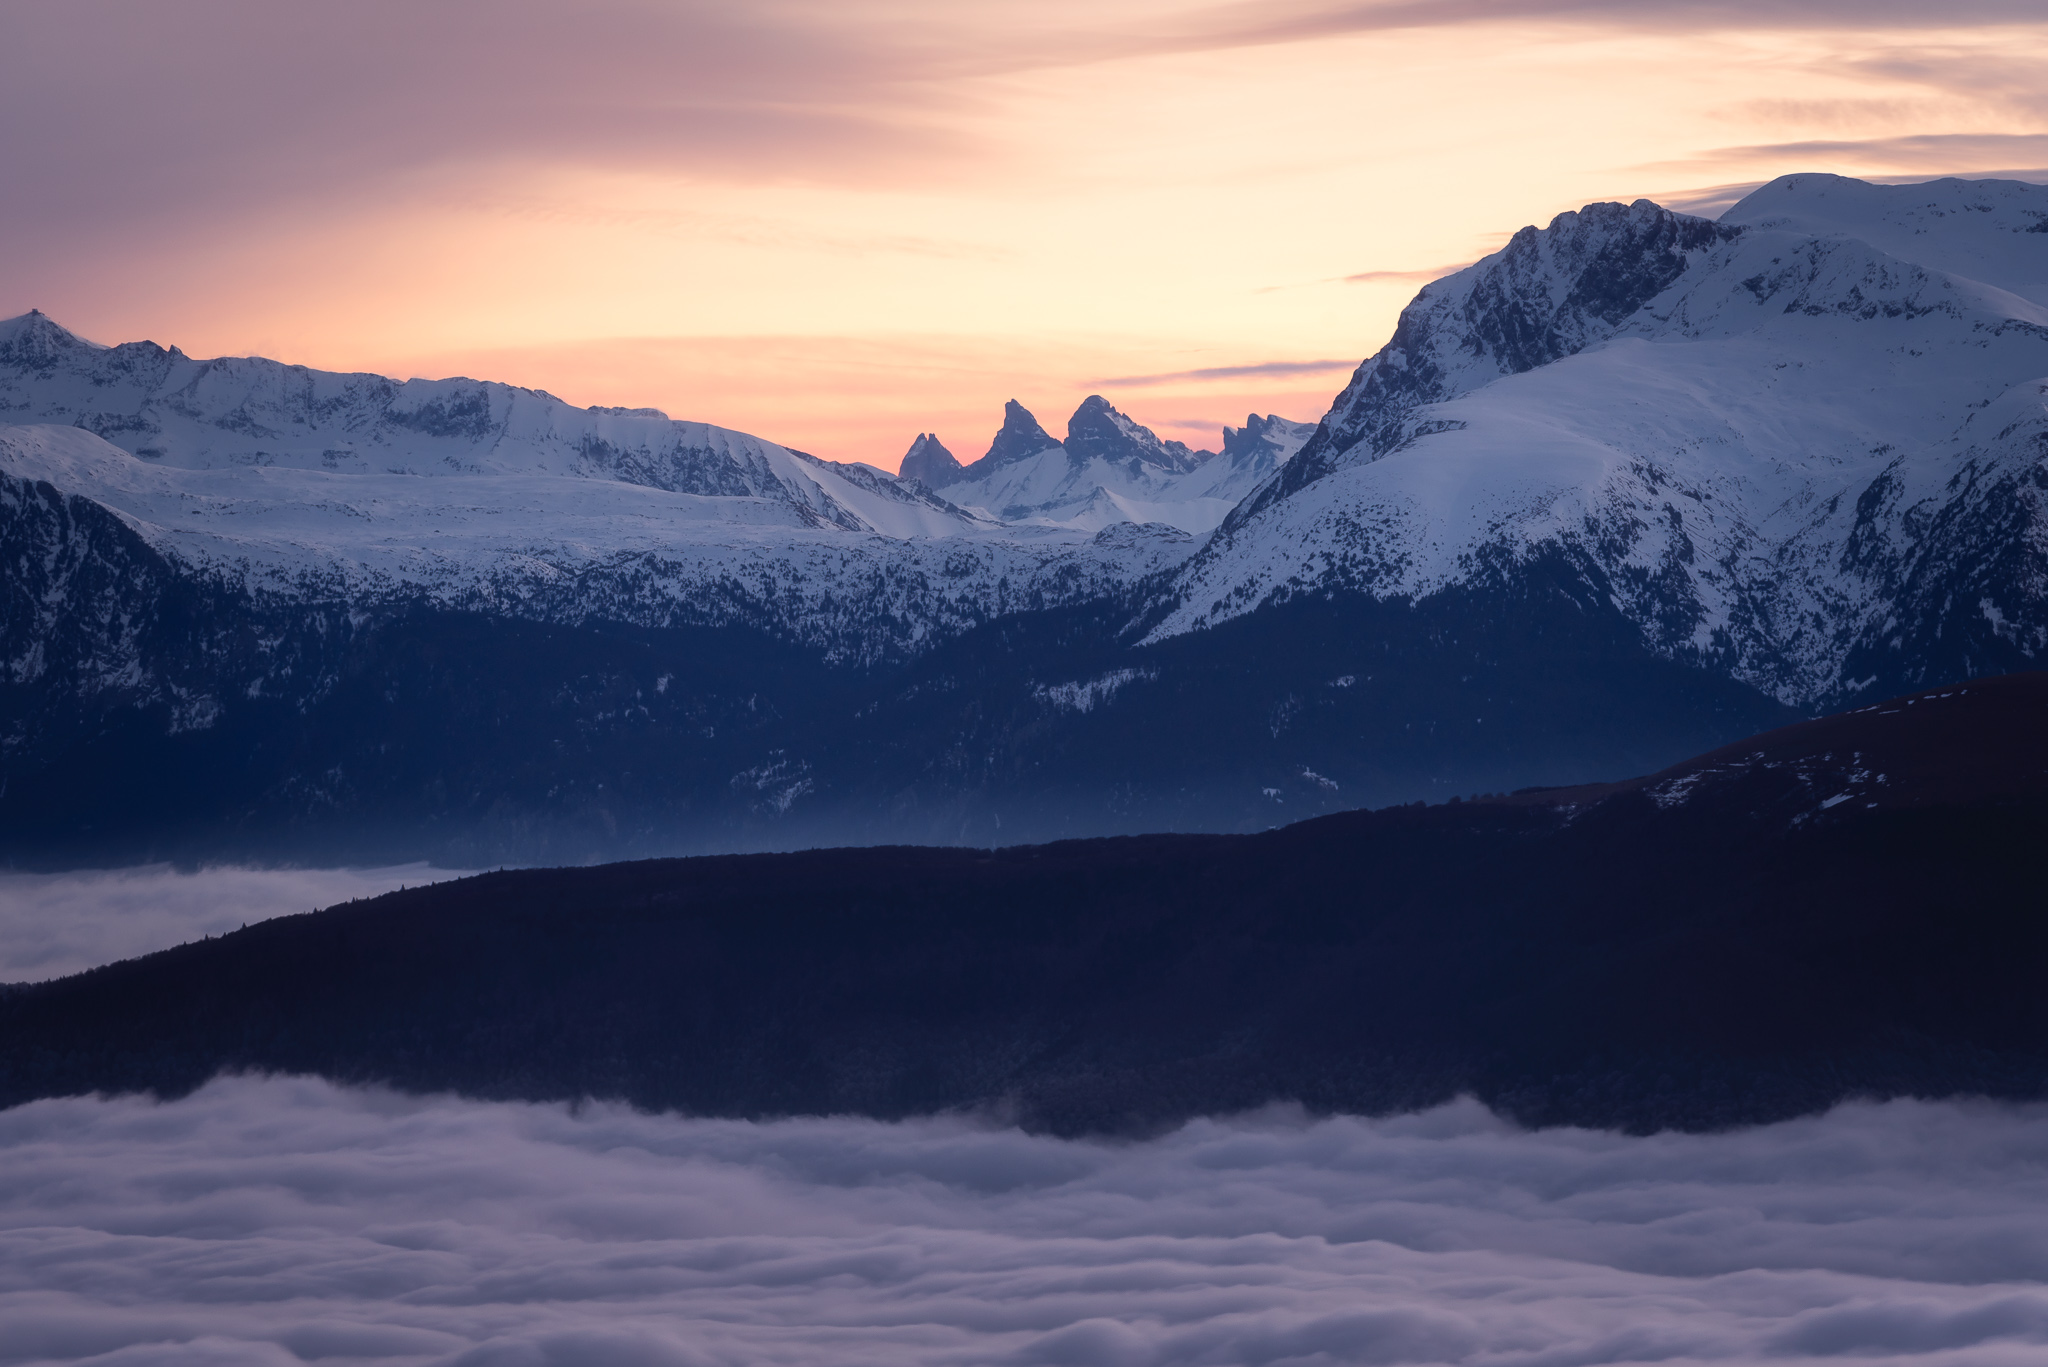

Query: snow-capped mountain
[931,395,1297,534]
[0,311,968,534]
[0,312,1300,618]
[6,173,2046,865]
[1155,175,2048,708]
[0,314,1210,661]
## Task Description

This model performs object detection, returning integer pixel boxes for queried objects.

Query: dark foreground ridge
[4,674,2045,1133]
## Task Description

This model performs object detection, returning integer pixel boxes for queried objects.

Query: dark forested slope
[3,674,2043,1133]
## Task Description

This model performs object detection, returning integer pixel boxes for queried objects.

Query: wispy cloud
[1091,359,1358,387]
[1844,45,2048,119]
[1655,180,1772,217]
[12,1,2040,254]
[1343,264,1471,284]
[1257,264,1471,294]
[1022,0,2048,73]
[0,1,979,249]
[459,195,1016,263]
[1698,131,2048,169]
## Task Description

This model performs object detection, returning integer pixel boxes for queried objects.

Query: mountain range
[2,172,2044,864]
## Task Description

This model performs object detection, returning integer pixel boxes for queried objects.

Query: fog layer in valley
[0,865,472,981]
[2,1079,2046,1366]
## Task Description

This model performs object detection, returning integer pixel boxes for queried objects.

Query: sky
[5,1,2048,468]
[6,1078,2048,1364]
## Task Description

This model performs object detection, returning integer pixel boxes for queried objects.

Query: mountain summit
[896,432,963,488]
[975,400,1061,471]
[1063,394,1210,474]
[0,308,102,371]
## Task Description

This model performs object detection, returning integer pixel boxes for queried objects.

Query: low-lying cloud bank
[2,1081,2046,1365]
[0,865,470,981]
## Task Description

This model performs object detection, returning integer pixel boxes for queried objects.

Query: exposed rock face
[968,400,1062,474]
[896,432,964,488]
[1062,394,1210,474]
[1218,414,1316,479]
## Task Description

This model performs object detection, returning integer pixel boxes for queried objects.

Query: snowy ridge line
[0,420,1203,664]
[0,309,972,538]
[0,314,1257,660]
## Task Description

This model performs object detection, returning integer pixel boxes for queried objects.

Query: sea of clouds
[2,1080,2047,1367]
[0,864,472,981]
[5,869,2047,1364]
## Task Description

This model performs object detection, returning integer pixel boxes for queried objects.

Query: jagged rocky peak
[1220,414,1315,465]
[979,400,1062,469]
[897,432,965,488]
[1456,198,1743,374]
[1063,395,1211,474]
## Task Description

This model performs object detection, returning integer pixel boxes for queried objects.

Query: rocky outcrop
[966,400,1061,475]
[1219,413,1315,475]
[1062,394,1210,474]
[897,432,964,488]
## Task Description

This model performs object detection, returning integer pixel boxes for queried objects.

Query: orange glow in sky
[5,3,2046,467]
